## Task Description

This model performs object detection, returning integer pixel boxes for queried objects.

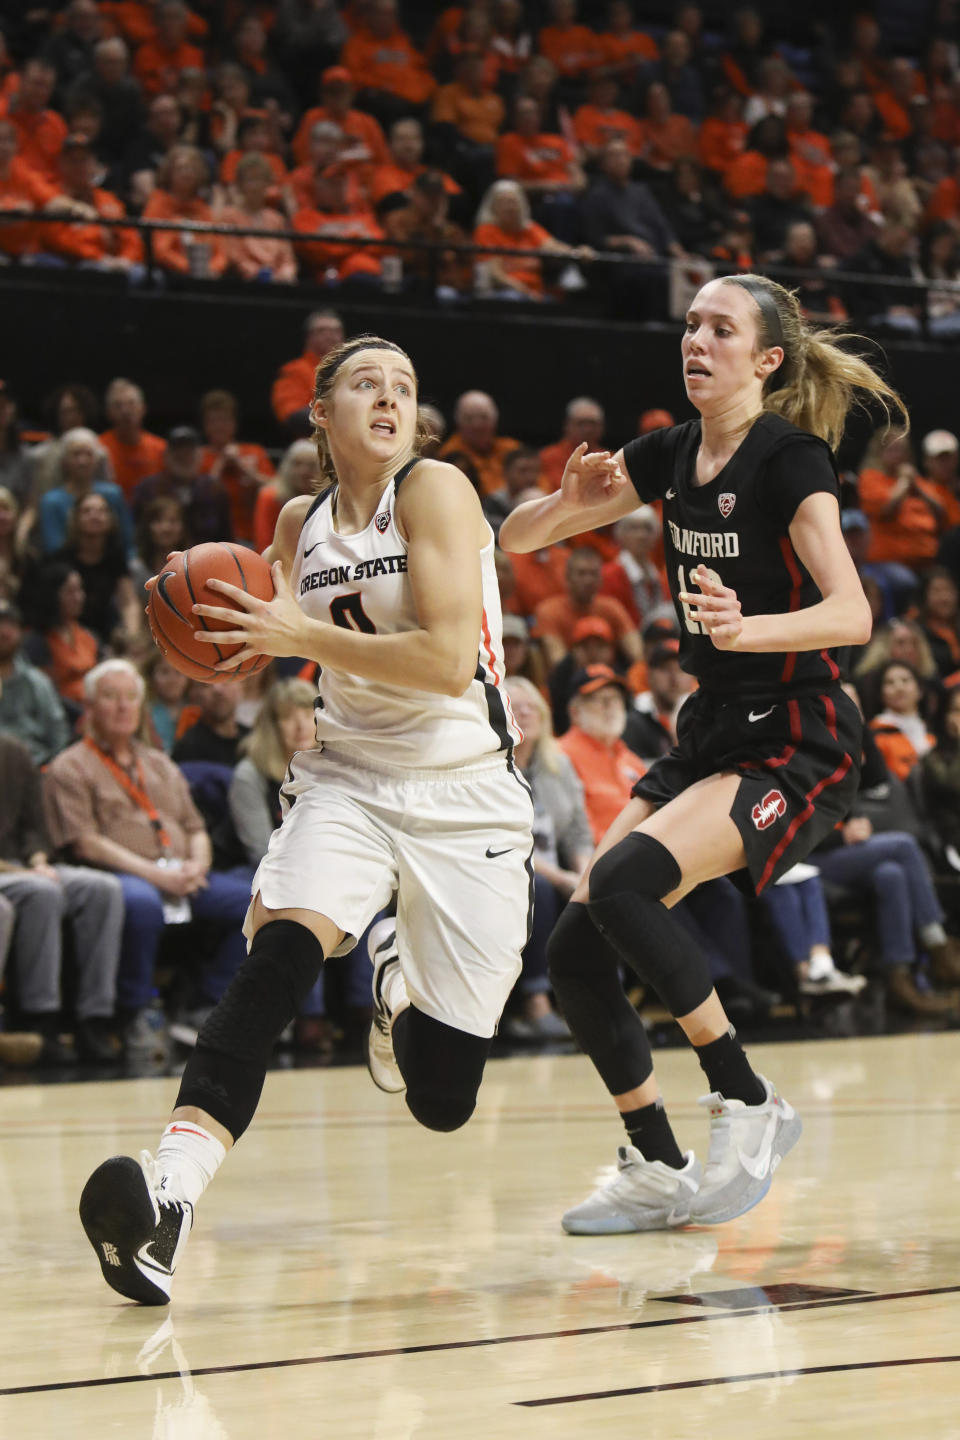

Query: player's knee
[588,833,682,908]
[546,901,596,988]
[405,1085,476,1132]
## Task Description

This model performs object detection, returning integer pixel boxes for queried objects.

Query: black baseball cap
[167,425,201,447]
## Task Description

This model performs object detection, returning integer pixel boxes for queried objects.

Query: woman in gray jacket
[505,676,593,1040]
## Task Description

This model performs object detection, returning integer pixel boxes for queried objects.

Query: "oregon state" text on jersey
[300,553,408,595]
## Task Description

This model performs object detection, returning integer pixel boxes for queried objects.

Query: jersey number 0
[329,592,377,633]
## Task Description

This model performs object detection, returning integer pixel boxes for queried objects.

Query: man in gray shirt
[0,599,69,764]
[581,140,684,315]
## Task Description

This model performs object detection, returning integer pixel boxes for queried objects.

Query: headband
[725,276,788,390]
[321,338,409,385]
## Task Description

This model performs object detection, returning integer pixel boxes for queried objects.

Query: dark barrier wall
[4,274,951,465]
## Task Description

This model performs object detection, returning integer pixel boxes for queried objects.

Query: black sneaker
[79,1152,192,1305]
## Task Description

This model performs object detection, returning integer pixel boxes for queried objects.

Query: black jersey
[621,412,842,696]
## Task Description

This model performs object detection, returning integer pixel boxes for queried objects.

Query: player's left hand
[191,561,307,670]
[679,565,743,649]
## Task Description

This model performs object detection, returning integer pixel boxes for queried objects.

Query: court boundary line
[516,1353,960,1406]
[3,1283,959,1399]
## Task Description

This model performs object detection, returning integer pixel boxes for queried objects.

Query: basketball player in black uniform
[501,273,906,1232]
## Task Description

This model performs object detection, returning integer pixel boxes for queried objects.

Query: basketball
[147,542,274,683]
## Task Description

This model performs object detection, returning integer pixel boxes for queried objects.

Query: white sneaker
[561,1147,701,1234]
[799,956,867,996]
[365,920,407,1094]
[687,1076,801,1225]
[79,1150,193,1305]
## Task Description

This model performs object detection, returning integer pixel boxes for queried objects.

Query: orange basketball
[147,542,274,683]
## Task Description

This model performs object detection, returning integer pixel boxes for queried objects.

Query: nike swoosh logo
[748,707,776,722]
[302,541,322,559]
[736,1108,779,1180]
[485,846,512,858]
[665,487,677,500]
[168,1125,209,1138]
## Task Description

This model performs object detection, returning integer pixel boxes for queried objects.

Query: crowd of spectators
[0,4,959,321]
[1,292,960,1070]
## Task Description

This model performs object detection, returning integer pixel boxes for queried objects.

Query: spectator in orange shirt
[510,543,570,620]
[218,153,297,285]
[637,81,697,172]
[0,59,68,183]
[142,144,228,278]
[496,95,584,197]
[433,50,505,148]
[43,134,144,275]
[99,378,167,498]
[859,426,951,572]
[100,0,208,47]
[573,73,643,163]
[291,65,389,170]
[369,116,460,208]
[598,0,658,84]
[600,506,670,629]
[557,664,645,843]
[539,396,605,494]
[873,58,923,144]
[291,164,385,285]
[0,119,57,258]
[270,308,344,433]
[22,562,101,714]
[473,177,587,298]
[535,545,641,668]
[921,429,960,529]
[133,0,205,98]
[252,438,320,553]
[286,121,369,216]
[439,389,520,497]
[342,0,436,125]
[197,389,274,543]
[218,114,288,196]
[538,0,606,84]
[699,85,747,180]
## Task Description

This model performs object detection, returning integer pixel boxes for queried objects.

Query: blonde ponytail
[723,274,909,451]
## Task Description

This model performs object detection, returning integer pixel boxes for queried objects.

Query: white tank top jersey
[293,460,522,769]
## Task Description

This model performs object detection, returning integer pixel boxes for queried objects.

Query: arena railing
[0,208,951,336]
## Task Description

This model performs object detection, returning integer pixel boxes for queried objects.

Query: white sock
[383,964,410,1026]
[155,1121,227,1208]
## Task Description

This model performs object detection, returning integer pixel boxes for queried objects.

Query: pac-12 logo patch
[752,788,786,830]
[718,492,736,519]
[374,510,390,534]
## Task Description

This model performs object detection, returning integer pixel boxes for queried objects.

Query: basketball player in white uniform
[79,336,535,1306]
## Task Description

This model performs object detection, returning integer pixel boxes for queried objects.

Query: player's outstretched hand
[559,442,628,509]
[679,565,743,649]
[191,561,307,671]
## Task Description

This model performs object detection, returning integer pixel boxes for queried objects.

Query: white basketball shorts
[244,743,535,1038]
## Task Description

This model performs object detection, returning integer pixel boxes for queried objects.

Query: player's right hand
[559,442,627,508]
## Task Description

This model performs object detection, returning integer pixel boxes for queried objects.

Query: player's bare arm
[193,461,487,696]
[499,442,637,552]
[680,493,873,652]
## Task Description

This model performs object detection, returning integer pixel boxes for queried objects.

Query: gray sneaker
[686,1075,802,1225]
[562,1148,701,1235]
[122,1006,171,1063]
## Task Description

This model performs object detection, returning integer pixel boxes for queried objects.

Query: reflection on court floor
[1,1035,959,1438]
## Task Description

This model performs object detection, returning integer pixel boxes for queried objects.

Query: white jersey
[293,460,521,769]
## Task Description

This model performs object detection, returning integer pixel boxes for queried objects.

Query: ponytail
[723,274,909,451]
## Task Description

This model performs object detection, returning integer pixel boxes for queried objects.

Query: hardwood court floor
[2,1034,959,1439]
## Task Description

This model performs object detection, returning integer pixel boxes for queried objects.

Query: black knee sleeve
[393,1006,491,1132]
[176,920,325,1140]
[546,900,654,1095]
[587,834,713,1018]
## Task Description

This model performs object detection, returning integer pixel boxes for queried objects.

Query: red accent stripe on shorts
[480,607,499,682]
[755,695,852,893]
[820,648,840,681]
[778,536,804,684]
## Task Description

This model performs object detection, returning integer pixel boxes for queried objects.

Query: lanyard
[83,737,171,851]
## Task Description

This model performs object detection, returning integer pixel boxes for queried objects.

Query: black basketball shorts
[632,685,862,894]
